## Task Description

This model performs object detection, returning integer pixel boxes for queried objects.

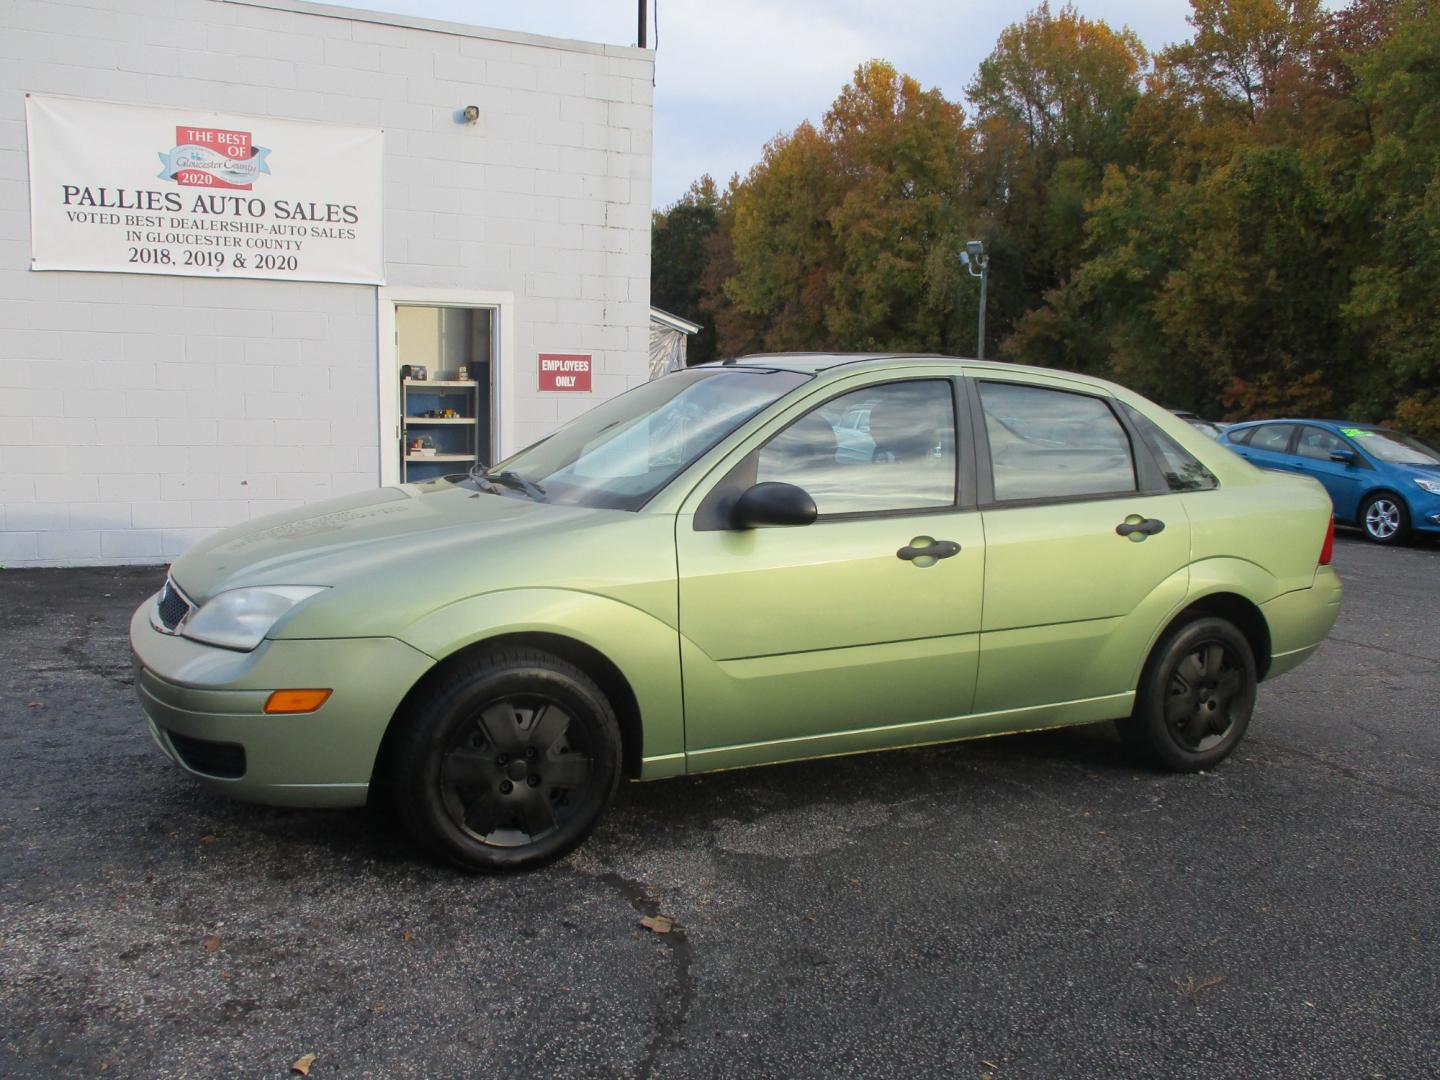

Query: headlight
[1414,477,1440,496]
[183,586,327,651]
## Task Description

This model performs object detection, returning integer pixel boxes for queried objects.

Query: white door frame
[376,286,516,487]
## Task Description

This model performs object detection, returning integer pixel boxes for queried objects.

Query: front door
[970,378,1193,713]
[674,376,986,771]
[1293,425,1368,521]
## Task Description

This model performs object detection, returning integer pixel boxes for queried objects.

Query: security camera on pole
[958,239,988,361]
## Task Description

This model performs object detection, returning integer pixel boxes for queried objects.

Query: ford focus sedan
[131,355,1342,871]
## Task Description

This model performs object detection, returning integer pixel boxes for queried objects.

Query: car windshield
[463,367,811,510]
[1340,427,1440,466]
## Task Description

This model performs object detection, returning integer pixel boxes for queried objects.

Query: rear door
[970,377,1192,713]
[1232,422,1300,473]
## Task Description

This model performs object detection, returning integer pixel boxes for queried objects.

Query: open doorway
[377,289,515,487]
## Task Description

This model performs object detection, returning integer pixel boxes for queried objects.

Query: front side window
[755,380,957,516]
[476,368,810,510]
[1296,427,1347,461]
[979,381,1136,501]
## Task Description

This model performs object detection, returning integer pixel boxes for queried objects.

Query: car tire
[389,648,622,872]
[1360,492,1409,545]
[1115,616,1257,772]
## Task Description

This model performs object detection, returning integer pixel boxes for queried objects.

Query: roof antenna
[637,0,647,48]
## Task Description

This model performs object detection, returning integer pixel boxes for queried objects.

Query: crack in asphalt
[1248,735,1440,813]
[56,618,134,690]
[587,869,695,1079]
[1324,635,1440,668]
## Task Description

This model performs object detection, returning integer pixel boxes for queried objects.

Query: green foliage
[652,0,1440,432]
[650,177,720,364]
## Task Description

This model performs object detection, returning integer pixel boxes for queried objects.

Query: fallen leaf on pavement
[640,915,673,934]
[203,934,220,953]
[291,1053,317,1076]
[27,702,42,708]
[1173,974,1225,1004]
[400,930,413,941]
[199,835,218,844]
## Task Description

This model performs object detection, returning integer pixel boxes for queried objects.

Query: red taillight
[1319,514,1335,565]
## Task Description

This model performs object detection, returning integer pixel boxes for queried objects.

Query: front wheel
[1116,617,1257,772]
[1360,493,1409,545]
[389,649,621,872]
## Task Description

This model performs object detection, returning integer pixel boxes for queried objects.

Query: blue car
[1221,419,1440,544]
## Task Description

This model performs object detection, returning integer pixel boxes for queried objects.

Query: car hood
[170,482,618,604]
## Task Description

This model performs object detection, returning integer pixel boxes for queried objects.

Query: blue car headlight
[1414,477,1440,496]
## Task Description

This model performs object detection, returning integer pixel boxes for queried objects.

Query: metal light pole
[959,239,988,360]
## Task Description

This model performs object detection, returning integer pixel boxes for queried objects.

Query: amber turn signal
[263,689,333,714]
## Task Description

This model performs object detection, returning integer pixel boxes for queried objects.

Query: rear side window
[1248,424,1297,453]
[1120,404,1219,491]
[978,381,1136,501]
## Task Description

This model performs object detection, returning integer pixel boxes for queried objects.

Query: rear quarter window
[1120,404,1219,492]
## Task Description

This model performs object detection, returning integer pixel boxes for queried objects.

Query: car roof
[704,352,1119,389]
[1228,418,1387,432]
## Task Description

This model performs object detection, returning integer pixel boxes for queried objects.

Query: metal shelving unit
[401,379,480,483]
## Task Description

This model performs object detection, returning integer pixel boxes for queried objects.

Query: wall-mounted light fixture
[458,105,479,124]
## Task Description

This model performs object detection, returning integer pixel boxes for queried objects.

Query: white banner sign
[25,95,384,284]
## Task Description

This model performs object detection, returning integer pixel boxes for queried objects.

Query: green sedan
[131,355,1342,871]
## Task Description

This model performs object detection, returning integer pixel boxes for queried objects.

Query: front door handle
[1116,517,1166,539]
[897,537,961,563]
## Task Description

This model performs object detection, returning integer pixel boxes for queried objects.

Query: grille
[167,731,246,779]
[156,579,191,631]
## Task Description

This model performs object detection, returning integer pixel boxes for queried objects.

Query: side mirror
[1330,449,1358,464]
[731,482,817,529]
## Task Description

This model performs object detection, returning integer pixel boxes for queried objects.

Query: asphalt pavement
[2,533,1437,1078]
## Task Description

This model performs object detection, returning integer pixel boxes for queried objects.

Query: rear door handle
[1116,517,1166,538]
[897,538,961,562]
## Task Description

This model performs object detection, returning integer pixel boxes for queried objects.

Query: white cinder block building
[0,0,654,566]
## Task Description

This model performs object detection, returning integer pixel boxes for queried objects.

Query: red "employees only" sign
[538,353,592,392]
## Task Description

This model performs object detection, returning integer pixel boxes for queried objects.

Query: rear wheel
[1116,616,1257,772]
[389,648,621,872]
[1360,493,1409,545]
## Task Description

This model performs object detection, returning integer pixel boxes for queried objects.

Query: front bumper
[1409,488,1440,533]
[130,598,435,808]
[1260,566,1343,680]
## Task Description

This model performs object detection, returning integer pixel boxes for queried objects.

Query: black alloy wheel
[1164,642,1246,753]
[1116,616,1257,772]
[390,649,621,872]
[439,695,593,847]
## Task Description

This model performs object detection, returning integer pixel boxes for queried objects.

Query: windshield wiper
[466,462,547,501]
[486,469,547,500]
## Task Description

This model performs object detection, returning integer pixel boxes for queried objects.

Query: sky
[326,0,1199,208]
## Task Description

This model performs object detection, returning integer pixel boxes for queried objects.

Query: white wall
[0,0,654,566]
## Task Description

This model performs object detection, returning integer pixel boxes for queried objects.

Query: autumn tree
[967,3,1149,347]
[662,0,1440,437]
[715,61,976,354]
